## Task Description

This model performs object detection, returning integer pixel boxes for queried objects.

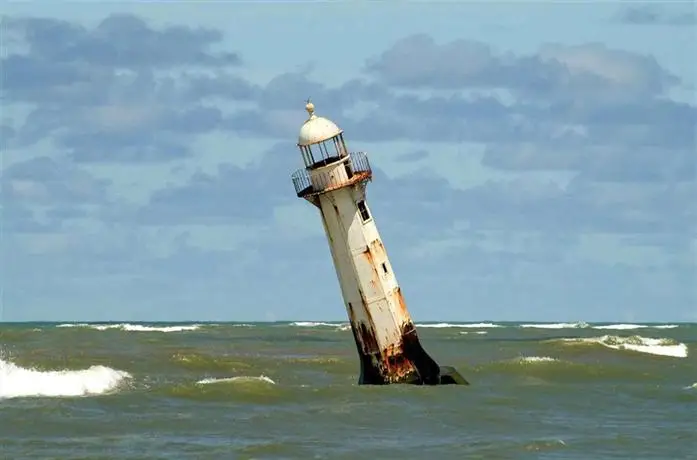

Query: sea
[1,321,695,459]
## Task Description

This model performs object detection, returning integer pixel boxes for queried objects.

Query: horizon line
[1,319,694,324]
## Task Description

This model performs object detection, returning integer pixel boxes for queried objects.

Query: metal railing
[291,152,372,197]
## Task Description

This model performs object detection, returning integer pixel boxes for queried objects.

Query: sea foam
[0,358,131,399]
[517,356,559,363]
[418,322,501,328]
[560,335,688,358]
[196,375,276,385]
[520,322,588,329]
[592,324,679,330]
[56,323,201,332]
[290,322,340,327]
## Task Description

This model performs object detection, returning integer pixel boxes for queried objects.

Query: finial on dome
[305,97,316,118]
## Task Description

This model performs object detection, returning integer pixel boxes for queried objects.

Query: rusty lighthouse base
[349,320,469,386]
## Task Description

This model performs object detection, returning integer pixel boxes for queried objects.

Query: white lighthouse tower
[290,100,467,386]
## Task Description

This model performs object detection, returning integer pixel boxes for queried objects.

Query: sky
[1,1,695,322]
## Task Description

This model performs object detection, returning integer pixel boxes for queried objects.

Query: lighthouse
[290,100,468,386]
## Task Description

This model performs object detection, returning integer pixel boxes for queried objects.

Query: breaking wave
[0,358,131,399]
[556,335,688,358]
[290,321,350,331]
[418,322,501,328]
[56,323,202,332]
[290,322,341,327]
[196,375,276,385]
[592,324,679,330]
[516,356,559,363]
[520,322,588,329]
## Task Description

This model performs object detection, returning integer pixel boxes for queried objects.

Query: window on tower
[357,200,371,222]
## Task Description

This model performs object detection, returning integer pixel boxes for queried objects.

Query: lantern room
[297,100,349,169]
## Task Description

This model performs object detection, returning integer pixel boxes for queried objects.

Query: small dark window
[381,262,388,274]
[357,200,371,221]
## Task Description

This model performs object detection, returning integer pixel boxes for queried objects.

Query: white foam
[0,358,131,399]
[56,323,201,332]
[685,382,697,390]
[517,356,558,363]
[459,331,488,335]
[520,322,588,329]
[196,375,276,385]
[290,322,339,327]
[592,324,679,330]
[561,335,688,358]
[418,322,502,328]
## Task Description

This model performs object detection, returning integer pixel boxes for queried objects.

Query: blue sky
[1,2,695,322]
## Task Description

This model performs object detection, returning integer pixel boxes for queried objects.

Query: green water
[1,321,695,459]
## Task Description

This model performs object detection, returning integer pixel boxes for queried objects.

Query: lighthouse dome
[297,101,343,146]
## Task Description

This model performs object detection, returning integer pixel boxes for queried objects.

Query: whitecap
[418,322,502,328]
[56,323,200,332]
[0,358,131,399]
[560,335,688,358]
[520,322,588,329]
[196,375,276,385]
[592,324,679,330]
[290,322,340,327]
[517,356,558,363]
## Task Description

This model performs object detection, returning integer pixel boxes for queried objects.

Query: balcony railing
[291,151,372,198]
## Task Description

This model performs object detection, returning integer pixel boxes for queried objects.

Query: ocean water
[1,321,695,459]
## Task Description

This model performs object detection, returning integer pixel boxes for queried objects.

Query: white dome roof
[297,102,343,146]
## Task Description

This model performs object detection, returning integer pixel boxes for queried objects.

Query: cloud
[3,156,110,205]
[2,14,239,72]
[135,143,297,225]
[3,14,248,164]
[2,12,694,321]
[614,6,697,26]
[363,34,678,97]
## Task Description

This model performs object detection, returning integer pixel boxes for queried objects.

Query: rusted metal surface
[291,102,467,386]
[291,152,371,198]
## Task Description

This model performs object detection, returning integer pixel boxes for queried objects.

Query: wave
[520,322,588,329]
[56,323,202,332]
[685,383,697,390]
[290,322,341,327]
[196,375,276,385]
[479,355,655,382]
[516,356,559,363]
[592,324,679,330]
[418,322,501,328]
[0,358,131,399]
[459,331,488,335]
[556,335,688,358]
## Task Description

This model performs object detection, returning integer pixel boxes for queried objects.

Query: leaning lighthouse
[290,101,467,386]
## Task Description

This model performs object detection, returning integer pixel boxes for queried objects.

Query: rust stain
[321,170,372,194]
[392,286,411,322]
[361,246,373,266]
[356,285,380,356]
[369,239,385,261]
[357,322,380,356]
[361,245,383,299]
